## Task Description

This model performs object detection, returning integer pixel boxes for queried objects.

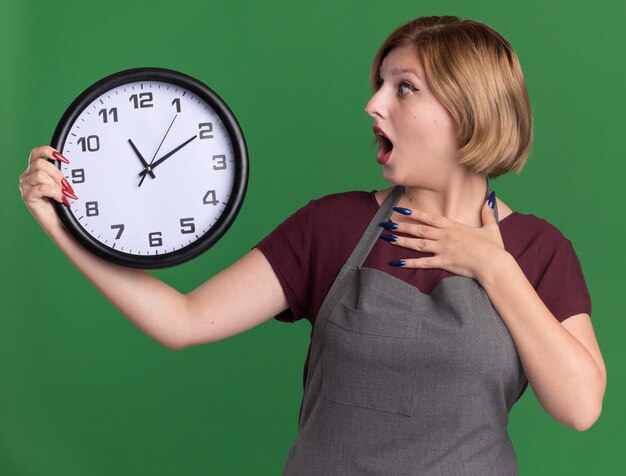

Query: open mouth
[374,126,393,164]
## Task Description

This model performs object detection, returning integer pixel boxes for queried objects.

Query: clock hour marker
[111,224,125,239]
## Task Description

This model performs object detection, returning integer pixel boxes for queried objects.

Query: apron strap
[347,177,498,269]
[346,185,404,268]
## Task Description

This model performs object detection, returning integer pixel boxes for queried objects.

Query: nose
[365,88,386,119]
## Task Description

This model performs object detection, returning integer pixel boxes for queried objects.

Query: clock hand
[138,135,198,178]
[128,139,156,178]
[138,114,178,187]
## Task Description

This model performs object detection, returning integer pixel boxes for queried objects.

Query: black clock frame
[50,67,249,269]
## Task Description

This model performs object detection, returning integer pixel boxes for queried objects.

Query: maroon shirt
[253,189,592,401]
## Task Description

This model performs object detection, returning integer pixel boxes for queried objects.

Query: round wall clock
[50,67,248,269]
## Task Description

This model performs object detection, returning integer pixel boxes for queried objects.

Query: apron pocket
[321,302,421,417]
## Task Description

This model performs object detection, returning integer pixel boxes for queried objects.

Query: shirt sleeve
[251,200,315,323]
[534,236,592,323]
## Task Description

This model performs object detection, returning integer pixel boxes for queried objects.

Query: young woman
[20,15,605,475]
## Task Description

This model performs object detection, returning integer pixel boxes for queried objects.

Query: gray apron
[282,180,527,475]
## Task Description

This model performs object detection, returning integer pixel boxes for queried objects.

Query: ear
[481,197,497,227]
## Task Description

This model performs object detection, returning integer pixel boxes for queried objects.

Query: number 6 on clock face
[51,67,248,268]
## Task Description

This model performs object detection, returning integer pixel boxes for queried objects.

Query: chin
[381,167,397,185]
[381,167,410,187]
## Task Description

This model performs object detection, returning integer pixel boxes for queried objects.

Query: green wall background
[1,0,624,474]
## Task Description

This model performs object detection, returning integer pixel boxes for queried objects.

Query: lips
[373,126,393,165]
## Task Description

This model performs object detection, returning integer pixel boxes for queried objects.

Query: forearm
[46,219,189,350]
[479,251,604,430]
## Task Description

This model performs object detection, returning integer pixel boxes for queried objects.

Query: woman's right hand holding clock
[19,145,77,231]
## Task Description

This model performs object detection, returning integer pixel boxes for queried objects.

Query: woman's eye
[398,82,415,95]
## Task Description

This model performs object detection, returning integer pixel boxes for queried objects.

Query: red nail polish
[61,195,70,207]
[61,188,78,200]
[52,151,70,164]
[61,178,75,194]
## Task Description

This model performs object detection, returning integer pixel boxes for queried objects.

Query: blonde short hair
[371,16,533,178]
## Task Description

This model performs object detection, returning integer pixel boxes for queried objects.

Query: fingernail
[393,207,412,215]
[379,221,398,230]
[488,191,496,209]
[379,234,397,242]
[52,151,70,164]
[388,260,406,267]
[61,178,75,194]
[61,188,78,200]
[61,195,70,208]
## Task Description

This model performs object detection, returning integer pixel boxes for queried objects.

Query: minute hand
[138,135,198,177]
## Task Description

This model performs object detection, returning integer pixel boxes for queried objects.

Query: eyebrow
[381,67,423,81]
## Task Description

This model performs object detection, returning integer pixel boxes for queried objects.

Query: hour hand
[128,139,156,178]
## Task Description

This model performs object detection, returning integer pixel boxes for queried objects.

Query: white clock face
[59,80,236,257]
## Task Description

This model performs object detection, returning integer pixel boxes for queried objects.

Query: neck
[399,172,489,228]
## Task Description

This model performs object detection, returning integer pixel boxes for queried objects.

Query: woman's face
[365,44,460,185]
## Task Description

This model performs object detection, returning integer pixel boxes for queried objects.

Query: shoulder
[302,189,375,221]
[271,189,375,235]
[505,211,570,242]
[502,211,577,262]
[309,189,373,208]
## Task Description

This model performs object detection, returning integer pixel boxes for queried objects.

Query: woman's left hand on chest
[382,200,505,280]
